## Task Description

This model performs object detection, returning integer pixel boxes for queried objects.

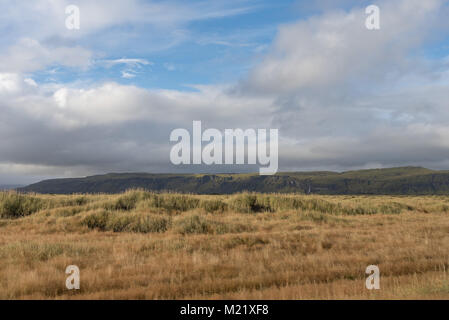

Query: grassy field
[0,190,448,299]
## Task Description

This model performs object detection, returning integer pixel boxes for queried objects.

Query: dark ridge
[16,166,449,195]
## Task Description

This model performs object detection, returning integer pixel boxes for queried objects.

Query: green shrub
[229,194,262,213]
[107,214,134,232]
[112,189,152,211]
[138,194,201,212]
[82,210,170,233]
[60,196,89,207]
[82,210,110,231]
[0,192,45,219]
[176,215,211,234]
[267,196,303,211]
[127,215,170,233]
[114,193,139,211]
[379,202,404,214]
[175,214,252,235]
[200,199,227,213]
[54,206,84,217]
[161,195,200,212]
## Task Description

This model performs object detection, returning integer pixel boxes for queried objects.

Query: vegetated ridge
[17,166,449,195]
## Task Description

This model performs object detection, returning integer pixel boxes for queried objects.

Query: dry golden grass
[0,191,448,299]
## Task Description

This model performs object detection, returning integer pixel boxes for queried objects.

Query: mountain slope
[17,167,449,195]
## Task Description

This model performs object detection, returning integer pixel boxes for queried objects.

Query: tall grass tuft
[137,194,200,213]
[113,189,147,211]
[200,199,227,213]
[229,194,268,213]
[175,214,253,235]
[176,215,211,234]
[82,210,170,233]
[0,192,45,219]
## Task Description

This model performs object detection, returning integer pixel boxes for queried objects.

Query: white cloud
[243,0,445,94]
[24,78,38,87]
[0,73,22,93]
[0,73,41,94]
[98,58,152,79]
[0,38,92,73]
[121,71,136,79]
[53,88,68,108]
[100,58,152,68]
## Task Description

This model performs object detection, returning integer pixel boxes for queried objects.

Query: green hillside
[17,166,449,195]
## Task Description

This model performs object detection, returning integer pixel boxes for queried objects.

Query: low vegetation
[0,192,47,219]
[0,190,448,299]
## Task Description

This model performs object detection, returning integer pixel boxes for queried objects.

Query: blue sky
[30,0,300,90]
[1,0,449,184]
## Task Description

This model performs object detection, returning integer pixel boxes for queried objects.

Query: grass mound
[0,192,46,219]
[82,210,171,233]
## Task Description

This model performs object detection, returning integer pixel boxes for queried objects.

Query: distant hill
[17,167,449,195]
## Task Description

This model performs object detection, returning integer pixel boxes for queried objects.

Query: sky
[1,0,449,184]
